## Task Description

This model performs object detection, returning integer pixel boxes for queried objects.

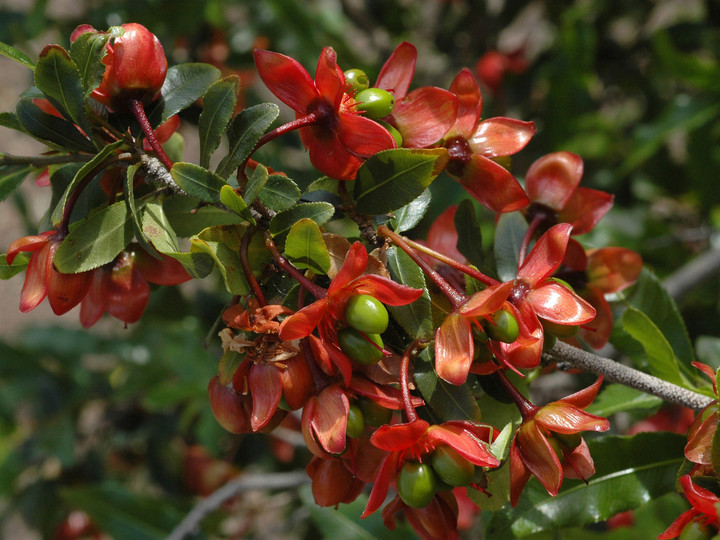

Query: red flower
[524,151,614,236]
[558,245,643,349]
[381,489,461,540]
[6,231,91,315]
[658,475,720,539]
[79,245,191,327]
[442,68,534,212]
[474,49,528,96]
[253,47,396,180]
[684,362,718,467]
[509,377,609,506]
[373,41,458,148]
[278,242,423,384]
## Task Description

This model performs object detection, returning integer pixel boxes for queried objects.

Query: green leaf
[285,218,331,274]
[622,306,692,388]
[586,383,663,417]
[147,63,221,126]
[198,75,240,168]
[243,161,268,204]
[141,201,180,254]
[494,212,528,281]
[54,201,134,273]
[269,202,335,237]
[170,162,226,203]
[353,148,448,215]
[455,199,484,268]
[0,253,29,279]
[0,165,32,202]
[163,195,245,237]
[486,432,686,539]
[34,45,92,138]
[413,348,482,422]
[190,225,249,295]
[219,184,255,224]
[124,162,157,257]
[385,246,433,340]
[16,98,94,152]
[215,103,279,179]
[257,174,301,212]
[0,112,23,132]
[389,188,431,233]
[69,30,111,98]
[59,482,184,540]
[51,140,125,226]
[0,41,35,70]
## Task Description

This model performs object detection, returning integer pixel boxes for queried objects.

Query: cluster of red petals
[373,42,459,148]
[524,151,614,236]
[381,489,462,540]
[363,419,499,520]
[7,231,92,315]
[683,362,719,467]
[73,23,168,110]
[658,475,720,539]
[443,68,535,213]
[509,377,609,506]
[253,47,396,180]
[278,242,423,384]
[560,244,643,349]
[80,245,191,328]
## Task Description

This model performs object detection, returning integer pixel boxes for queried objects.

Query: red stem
[240,228,266,306]
[493,370,538,421]
[377,225,467,310]
[518,214,543,268]
[263,231,328,300]
[400,341,422,423]
[129,99,174,172]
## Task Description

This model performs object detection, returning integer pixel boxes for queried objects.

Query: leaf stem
[240,227,266,306]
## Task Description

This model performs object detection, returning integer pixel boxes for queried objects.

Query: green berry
[378,120,403,147]
[357,398,393,427]
[396,460,437,508]
[541,318,579,338]
[345,294,389,334]
[355,88,395,119]
[344,68,370,94]
[338,327,384,365]
[431,446,476,487]
[485,309,519,343]
[346,404,365,438]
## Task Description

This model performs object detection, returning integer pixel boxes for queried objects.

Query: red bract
[509,377,609,506]
[278,242,423,384]
[253,47,396,180]
[559,245,643,349]
[74,23,167,110]
[6,231,91,315]
[523,151,614,236]
[363,418,499,518]
[501,223,596,369]
[381,489,461,540]
[442,68,534,213]
[658,475,720,539]
[374,41,458,148]
[79,246,191,327]
[684,362,718,467]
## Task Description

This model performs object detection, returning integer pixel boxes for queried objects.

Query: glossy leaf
[389,188,431,234]
[215,103,279,179]
[59,482,184,540]
[219,185,255,224]
[0,165,32,202]
[485,432,686,539]
[147,63,221,127]
[69,30,112,98]
[353,148,449,215]
[257,174,301,211]
[163,195,245,237]
[0,111,23,132]
[269,202,335,237]
[141,201,180,254]
[0,253,29,279]
[124,161,157,257]
[385,246,433,340]
[198,75,240,168]
[414,349,482,422]
[285,218,331,274]
[34,45,92,138]
[171,162,226,203]
[585,383,662,417]
[455,198,484,268]
[243,161,268,204]
[0,41,35,70]
[54,201,134,273]
[494,211,528,281]
[16,98,94,152]
[190,226,249,295]
[51,140,125,226]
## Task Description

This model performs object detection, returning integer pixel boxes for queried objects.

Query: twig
[140,154,186,195]
[166,470,309,540]
[544,341,714,410]
[0,153,89,166]
[663,244,720,300]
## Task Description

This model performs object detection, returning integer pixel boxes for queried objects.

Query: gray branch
[663,244,720,300]
[140,154,187,195]
[545,341,714,409]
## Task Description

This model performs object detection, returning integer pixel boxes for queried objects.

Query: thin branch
[0,153,89,167]
[663,244,720,300]
[545,341,714,410]
[166,470,309,540]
